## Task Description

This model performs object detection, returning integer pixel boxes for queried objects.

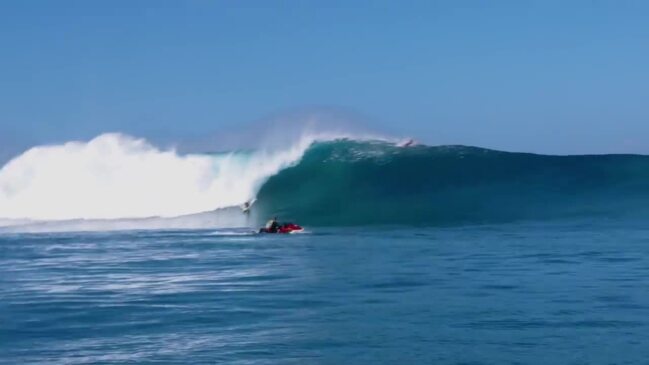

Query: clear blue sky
[1,0,648,159]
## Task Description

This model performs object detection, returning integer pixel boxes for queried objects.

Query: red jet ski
[259,223,304,234]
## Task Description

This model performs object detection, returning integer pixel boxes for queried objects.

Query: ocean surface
[3,220,649,364]
[2,134,649,363]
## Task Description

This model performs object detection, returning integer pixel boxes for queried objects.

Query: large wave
[2,135,648,232]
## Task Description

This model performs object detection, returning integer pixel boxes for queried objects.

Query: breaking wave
[2,134,649,232]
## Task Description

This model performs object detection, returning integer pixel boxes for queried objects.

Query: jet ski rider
[265,217,280,233]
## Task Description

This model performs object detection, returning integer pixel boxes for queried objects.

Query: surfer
[398,138,416,147]
[241,198,256,214]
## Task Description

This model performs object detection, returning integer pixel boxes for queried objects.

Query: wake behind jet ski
[259,217,304,234]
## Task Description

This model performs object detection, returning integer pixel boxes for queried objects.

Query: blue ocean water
[3,220,649,364]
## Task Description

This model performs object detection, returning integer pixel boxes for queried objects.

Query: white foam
[0,133,306,220]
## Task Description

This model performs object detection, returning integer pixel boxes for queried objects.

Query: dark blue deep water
[2,221,649,364]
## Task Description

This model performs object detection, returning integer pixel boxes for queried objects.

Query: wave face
[255,140,649,226]
[0,133,316,220]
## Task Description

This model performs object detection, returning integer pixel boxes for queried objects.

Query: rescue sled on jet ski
[258,223,304,234]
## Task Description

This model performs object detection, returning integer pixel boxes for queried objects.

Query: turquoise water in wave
[3,221,649,364]
[256,141,649,226]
